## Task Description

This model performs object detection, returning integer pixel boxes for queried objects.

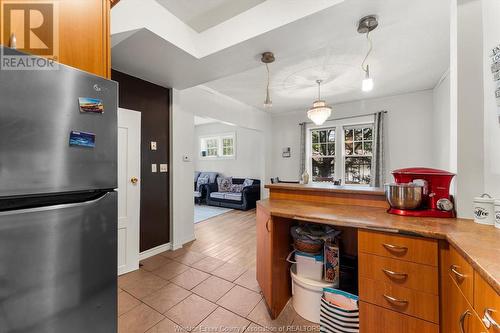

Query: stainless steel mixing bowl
[384,183,423,210]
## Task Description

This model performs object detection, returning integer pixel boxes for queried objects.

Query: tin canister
[324,239,340,287]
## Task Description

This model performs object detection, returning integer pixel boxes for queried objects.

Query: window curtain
[299,122,307,178]
[371,111,386,187]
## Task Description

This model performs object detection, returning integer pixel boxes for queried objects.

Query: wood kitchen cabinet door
[474,271,500,332]
[0,0,110,78]
[256,207,273,311]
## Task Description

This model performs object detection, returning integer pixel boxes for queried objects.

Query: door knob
[130,177,139,184]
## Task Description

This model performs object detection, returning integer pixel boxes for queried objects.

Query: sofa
[194,171,218,204]
[204,178,261,210]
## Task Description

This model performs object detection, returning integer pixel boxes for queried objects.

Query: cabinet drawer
[359,276,439,323]
[359,301,439,333]
[474,271,500,332]
[358,230,438,266]
[446,245,474,304]
[359,253,438,295]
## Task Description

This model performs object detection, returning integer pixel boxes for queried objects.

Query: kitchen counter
[265,183,385,195]
[257,198,500,295]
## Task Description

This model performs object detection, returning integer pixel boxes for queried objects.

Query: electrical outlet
[150,141,157,151]
[160,164,168,172]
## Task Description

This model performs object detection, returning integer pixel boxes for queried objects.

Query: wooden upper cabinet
[0,0,110,78]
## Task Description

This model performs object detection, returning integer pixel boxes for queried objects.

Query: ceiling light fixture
[261,52,275,109]
[358,15,378,92]
[307,80,332,125]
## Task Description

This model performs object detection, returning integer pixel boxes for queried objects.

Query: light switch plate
[160,164,168,172]
[151,164,157,173]
[150,141,157,151]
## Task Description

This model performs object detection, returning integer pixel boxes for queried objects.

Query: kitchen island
[257,183,500,332]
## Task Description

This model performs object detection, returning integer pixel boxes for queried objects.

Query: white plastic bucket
[290,264,333,323]
[287,250,324,281]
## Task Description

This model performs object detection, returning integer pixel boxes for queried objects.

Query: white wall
[432,72,454,171]
[482,0,500,199]
[194,123,264,180]
[171,86,272,249]
[271,90,435,184]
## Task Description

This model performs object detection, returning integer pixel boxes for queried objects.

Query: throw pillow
[230,184,244,193]
[217,176,233,192]
[243,178,254,187]
[196,175,209,192]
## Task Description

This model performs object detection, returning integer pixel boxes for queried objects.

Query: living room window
[308,122,373,185]
[200,133,236,159]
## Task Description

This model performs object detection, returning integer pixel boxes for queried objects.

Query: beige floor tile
[118,303,165,333]
[141,255,172,272]
[191,256,226,273]
[216,285,262,317]
[170,268,210,290]
[244,322,269,333]
[291,314,320,332]
[146,317,185,333]
[160,248,188,259]
[191,276,234,302]
[119,269,154,289]
[247,300,296,330]
[165,294,217,330]
[234,269,261,293]
[172,251,206,266]
[195,307,249,333]
[143,283,192,314]
[211,262,247,282]
[118,290,141,316]
[122,273,169,300]
[152,261,190,280]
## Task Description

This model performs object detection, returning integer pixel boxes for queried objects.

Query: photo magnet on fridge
[69,131,96,148]
[78,97,104,114]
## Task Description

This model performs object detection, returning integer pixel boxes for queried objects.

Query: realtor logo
[1,0,59,70]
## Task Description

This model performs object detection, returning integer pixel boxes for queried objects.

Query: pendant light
[358,15,378,92]
[307,80,332,125]
[261,52,275,109]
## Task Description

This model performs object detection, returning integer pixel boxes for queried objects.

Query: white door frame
[117,108,141,275]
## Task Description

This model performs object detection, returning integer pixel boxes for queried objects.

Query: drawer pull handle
[450,265,466,281]
[383,294,408,306]
[382,269,408,279]
[459,310,470,333]
[482,308,500,329]
[382,243,408,253]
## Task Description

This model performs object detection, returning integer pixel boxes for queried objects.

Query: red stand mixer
[385,167,455,218]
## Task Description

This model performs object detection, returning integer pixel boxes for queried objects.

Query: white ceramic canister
[473,194,495,225]
[495,200,500,229]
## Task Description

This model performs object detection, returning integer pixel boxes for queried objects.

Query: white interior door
[117,108,141,275]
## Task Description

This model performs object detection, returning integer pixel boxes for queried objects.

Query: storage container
[473,193,495,225]
[324,239,340,287]
[287,250,324,281]
[320,288,359,333]
[290,264,334,323]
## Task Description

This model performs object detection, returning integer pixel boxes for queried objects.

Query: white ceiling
[155,0,266,32]
[111,0,450,114]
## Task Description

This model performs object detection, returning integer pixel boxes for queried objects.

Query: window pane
[354,142,363,155]
[363,128,373,140]
[327,130,335,142]
[319,131,327,143]
[364,142,372,155]
[312,157,335,182]
[222,138,233,146]
[345,129,353,142]
[207,148,218,156]
[223,147,233,156]
[312,131,319,143]
[312,143,321,155]
[354,128,363,141]
[345,156,372,185]
[345,142,353,155]
[320,144,327,156]
[327,143,335,155]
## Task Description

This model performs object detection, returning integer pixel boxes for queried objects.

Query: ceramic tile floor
[118,249,319,333]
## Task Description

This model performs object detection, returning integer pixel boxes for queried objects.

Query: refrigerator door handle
[0,191,112,216]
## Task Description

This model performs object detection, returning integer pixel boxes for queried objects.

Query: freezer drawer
[0,58,117,197]
[0,191,117,333]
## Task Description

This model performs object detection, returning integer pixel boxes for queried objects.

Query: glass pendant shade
[362,77,374,92]
[307,100,332,125]
[264,89,272,108]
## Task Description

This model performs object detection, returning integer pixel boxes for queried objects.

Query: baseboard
[139,242,171,261]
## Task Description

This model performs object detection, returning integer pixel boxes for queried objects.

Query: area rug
[194,205,233,224]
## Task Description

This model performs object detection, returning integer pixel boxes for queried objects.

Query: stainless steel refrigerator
[0,47,118,333]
